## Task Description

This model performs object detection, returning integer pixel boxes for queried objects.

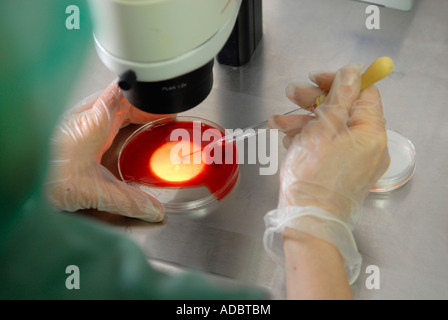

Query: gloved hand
[45,80,166,222]
[264,64,390,283]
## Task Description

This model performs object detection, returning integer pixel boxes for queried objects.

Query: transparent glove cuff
[263,206,362,285]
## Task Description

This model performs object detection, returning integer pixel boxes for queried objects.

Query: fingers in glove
[84,81,130,131]
[285,81,326,111]
[349,85,390,179]
[309,64,363,137]
[323,64,363,113]
[308,71,336,92]
[70,81,132,157]
[349,85,386,133]
[287,65,362,114]
[282,135,293,149]
[268,114,314,149]
[269,114,315,135]
[46,165,165,222]
[286,72,336,112]
[47,162,165,222]
[95,169,165,222]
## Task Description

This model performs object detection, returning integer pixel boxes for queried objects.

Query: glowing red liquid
[119,121,239,199]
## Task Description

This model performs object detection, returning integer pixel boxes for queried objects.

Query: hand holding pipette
[309,56,394,111]
[193,57,394,156]
[264,62,391,289]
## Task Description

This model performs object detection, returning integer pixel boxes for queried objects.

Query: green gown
[0,0,265,300]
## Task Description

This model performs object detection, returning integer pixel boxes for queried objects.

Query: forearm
[282,227,354,300]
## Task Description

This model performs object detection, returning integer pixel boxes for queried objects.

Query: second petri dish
[371,129,416,193]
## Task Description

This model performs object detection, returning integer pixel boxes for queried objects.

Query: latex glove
[264,64,390,283]
[46,81,166,222]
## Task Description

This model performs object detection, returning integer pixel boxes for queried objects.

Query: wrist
[282,227,343,262]
[263,206,362,285]
[281,226,354,300]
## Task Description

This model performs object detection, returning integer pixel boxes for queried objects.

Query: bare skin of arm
[282,227,354,300]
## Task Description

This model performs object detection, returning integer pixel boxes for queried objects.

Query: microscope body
[88,0,243,114]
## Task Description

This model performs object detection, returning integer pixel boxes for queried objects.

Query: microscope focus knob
[118,70,137,91]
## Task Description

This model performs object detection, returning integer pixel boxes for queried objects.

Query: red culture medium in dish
[119,121,239,200]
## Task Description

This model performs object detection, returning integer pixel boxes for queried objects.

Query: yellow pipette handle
[360,56,394,91]
[311,56,394,110]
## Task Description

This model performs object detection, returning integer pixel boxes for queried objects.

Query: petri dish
[118,116,240,215]
[370,129,416,193]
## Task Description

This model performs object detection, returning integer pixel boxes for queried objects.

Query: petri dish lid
[370,129,416,193]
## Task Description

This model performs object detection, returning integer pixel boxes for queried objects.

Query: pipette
[181,107,303,160]
[185,56,395,159]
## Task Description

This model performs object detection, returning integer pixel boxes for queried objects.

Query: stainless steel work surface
[69,0,448,299]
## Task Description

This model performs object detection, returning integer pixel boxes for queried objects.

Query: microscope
[87,0,262,115]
